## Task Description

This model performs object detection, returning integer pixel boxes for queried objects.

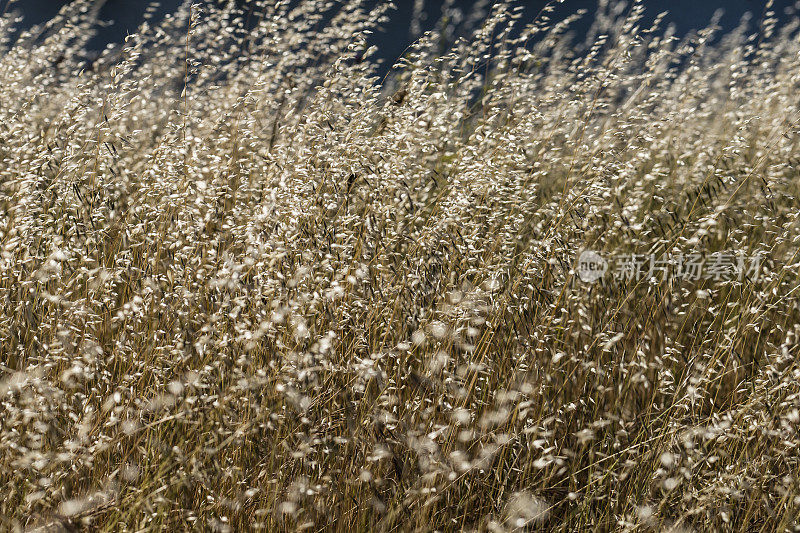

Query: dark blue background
[4,1,798,64]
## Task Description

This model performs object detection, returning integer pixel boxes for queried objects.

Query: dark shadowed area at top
[5,0,799,67]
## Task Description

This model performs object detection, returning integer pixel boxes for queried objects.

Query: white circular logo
[577,250,607,283]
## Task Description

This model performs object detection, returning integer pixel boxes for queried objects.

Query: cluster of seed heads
[2,0,800,531]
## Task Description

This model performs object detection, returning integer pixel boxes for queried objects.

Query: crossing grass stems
[1,0,800,531]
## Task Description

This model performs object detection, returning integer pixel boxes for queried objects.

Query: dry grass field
[2,0,800,531]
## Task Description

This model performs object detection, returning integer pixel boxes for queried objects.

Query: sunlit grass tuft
[1,0,800,531]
